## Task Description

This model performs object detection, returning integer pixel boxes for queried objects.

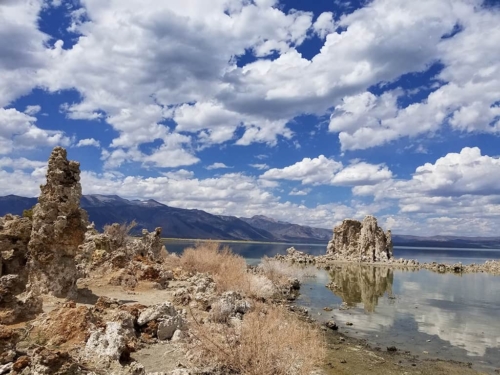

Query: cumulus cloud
[331,1,500,150]
[0,157,45,170]
[261,155,343,185]
[332,162,393,186]
[261,155,392,186]
[0,108,71,155]
[3,0,499,161]
[289,188,311,196]
[353,147,500,235]
[76,138,101,148]
[0,0,49,107]
[206,162,232,170]
[313,12,336,39]
[24,105,41,115]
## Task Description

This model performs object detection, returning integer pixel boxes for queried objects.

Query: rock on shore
[326,216,393,262]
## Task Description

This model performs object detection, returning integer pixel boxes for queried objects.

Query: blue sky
[1,0,500,236]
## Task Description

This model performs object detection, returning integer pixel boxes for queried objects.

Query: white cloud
[356,147,500,200]
[313,12,335,39]
[353,147,500,235]
[206,162,232,170]
[3,0,497,161]
[261,155,343,185]
[34,0,314,164]
[0,108,71,155]
[330,1,500,150]
[0,0,49,107]
[76,138,101,148]
[0,157,45,170]
[332,162,393,186]
[249,163,270,170]
[261,155,392,186]
[289,188,311,196]
[24,105,41,115]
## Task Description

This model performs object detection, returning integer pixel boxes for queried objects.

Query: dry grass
[180,241,250,293]
[103,220,137,248]
[179,242,316,299]
[190,302,325,375]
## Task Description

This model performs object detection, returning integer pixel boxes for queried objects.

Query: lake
[165,240,500,373]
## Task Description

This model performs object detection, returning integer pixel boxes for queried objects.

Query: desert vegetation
[180,242,326,374]
[190,301,325,375]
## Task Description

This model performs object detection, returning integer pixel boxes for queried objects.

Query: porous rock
[0,274,42,324]
[157,315,186,340]
[27,147,89,298]
[137,302,177,326]
[85,322,128,361]
[129,227,166,261]
[210,291,251,322]
[326,215,393,262]
[0,214,32,282]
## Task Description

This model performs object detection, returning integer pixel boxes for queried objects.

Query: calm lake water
[165,241,500,372]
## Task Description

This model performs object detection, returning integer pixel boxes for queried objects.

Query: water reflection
[304,264,500,370]
[328,264,394,312]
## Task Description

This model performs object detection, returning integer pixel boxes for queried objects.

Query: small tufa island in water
[277,216,500,275]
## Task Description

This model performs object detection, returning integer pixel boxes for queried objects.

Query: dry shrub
[259,257,316,287]
[180,242,248,293]
[162,253,182,269]
[180,242,285,299]
[190,303,325,375]
[103,220,137,248]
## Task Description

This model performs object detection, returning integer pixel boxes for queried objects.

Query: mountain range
[1,194,500,248]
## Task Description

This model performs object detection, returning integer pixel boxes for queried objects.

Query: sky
[1,0,500,236]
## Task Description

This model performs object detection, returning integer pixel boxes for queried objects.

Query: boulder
[137,302,177,326]
[27,147,89,298]
[326,216,393,262]
[157,315,185,340]
[85,322,128,361]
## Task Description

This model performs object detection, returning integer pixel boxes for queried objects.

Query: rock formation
[327,215,393,262]
[27,146,89,297]
[0,214,31,282]
[0,215,42,324]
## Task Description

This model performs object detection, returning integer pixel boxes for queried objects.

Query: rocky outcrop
[0,215,42,324]
[27,147,89,298]
[0,274,42,324]
[0,214,31,281]
[130,227,165,261]
[326,216,393,262]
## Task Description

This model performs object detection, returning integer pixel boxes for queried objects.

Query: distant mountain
[0,194,276,242]
[392,234,500,249]
[2,194,500,247]
[240,215,331,243]
[0,195,37,216]
[79,195,276,242]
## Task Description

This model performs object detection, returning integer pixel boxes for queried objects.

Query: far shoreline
[161,237,328,246]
